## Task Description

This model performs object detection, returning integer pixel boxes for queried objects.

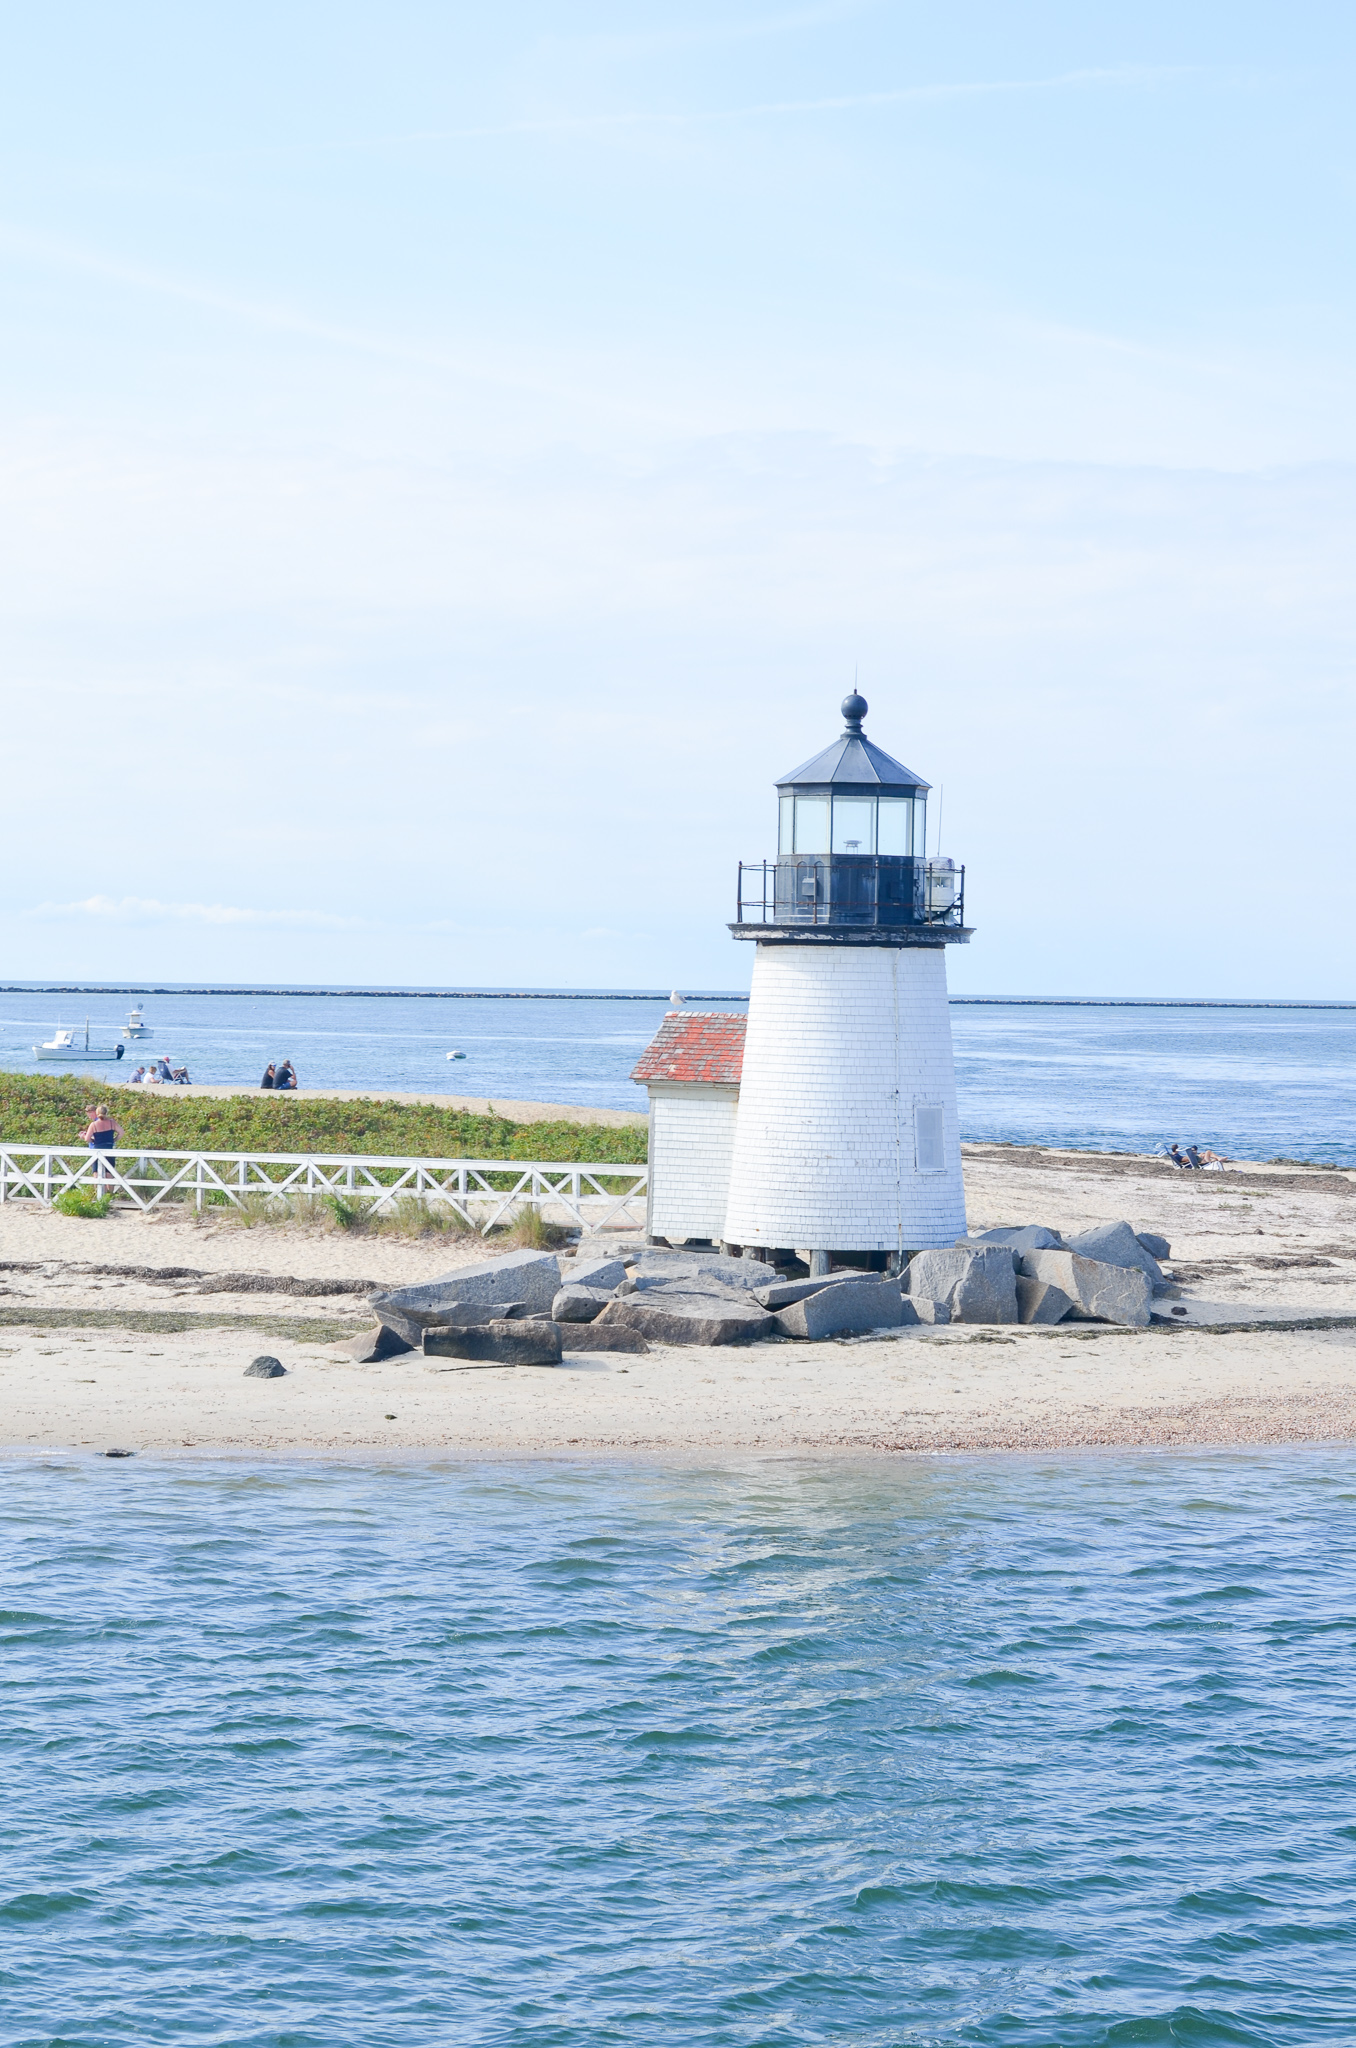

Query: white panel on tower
[914,1105,946,1172]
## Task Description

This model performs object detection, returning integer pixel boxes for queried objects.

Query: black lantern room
[733,694,969,943]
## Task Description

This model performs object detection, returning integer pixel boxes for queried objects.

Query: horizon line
[1,984,1353,1011]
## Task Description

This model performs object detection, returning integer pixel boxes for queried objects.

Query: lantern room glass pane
[793,797,829,854]
[832,797,874,854]
[877,798,913,856]
[778,795,794,854]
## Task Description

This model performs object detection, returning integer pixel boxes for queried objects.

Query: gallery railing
[735,856,965,930]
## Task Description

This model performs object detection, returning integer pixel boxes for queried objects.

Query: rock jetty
[340,1221,1182,1363]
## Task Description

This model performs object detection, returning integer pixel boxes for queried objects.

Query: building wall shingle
[647,1084,741,1243]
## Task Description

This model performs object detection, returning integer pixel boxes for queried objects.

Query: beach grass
[212,1189,568,1241]
[0,1073,648,1165]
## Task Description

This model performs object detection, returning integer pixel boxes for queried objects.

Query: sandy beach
[3,1141,1354,1457]
[130,1083,647,1127]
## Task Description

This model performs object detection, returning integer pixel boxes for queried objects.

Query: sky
[3,0,1354,998]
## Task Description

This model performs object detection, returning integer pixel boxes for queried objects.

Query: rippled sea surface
[4,1451,1356,2046]
[950,1004,1356,1165]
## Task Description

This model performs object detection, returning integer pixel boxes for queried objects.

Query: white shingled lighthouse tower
[720,692,970,1269]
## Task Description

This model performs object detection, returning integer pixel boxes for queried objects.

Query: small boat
[33,1018,125,1063]
[121,1007,153,1041]
[446,1050,467,1060]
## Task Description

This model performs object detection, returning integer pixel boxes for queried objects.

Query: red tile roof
[631,1010,746,1088]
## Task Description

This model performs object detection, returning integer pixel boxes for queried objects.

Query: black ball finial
[841,691,868,734]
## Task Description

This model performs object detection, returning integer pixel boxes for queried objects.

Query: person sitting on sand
[260,1063,276,1089]
[275,1060,297,1091]
[80,1102,124,1198]
[129,1065,147,1085]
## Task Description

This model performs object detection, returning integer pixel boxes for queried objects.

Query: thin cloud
[0,222,671,427]
[543,0,870,60]
[25,895,362,930]
[395,66,1206,145]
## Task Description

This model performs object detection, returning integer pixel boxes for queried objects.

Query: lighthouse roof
[776,693,929,792]
[631,1011,746,1089]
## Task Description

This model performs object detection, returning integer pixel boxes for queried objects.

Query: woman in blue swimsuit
[80,1103,124,1199]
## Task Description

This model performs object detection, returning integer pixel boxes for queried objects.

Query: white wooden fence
[0,1145,648,1235]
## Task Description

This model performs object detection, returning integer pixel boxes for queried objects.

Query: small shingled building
[630,1011,747,1246]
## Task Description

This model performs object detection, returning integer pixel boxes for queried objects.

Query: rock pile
[905,1224,1169,1329]
[343,1222,1176,1362]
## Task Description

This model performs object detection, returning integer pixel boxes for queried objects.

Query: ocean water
[950,1004,1356,1166]
[4,1450,1355,2047]
[2,988,1355,1163]
[0,989,689,1115]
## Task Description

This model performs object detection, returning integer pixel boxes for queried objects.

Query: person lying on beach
[171,1066,190,1085]
[1167,1144,1189,1168]
[1199,1147,1230,1167]
[1185,1145,1204,1168]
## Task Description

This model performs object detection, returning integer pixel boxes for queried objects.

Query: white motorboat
[121,1007,153,1041]
[33,1018,125,1063]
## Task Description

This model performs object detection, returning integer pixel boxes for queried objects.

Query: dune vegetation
[0,1073,648,1164]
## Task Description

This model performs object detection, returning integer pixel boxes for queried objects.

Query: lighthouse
[719,692,970,1268]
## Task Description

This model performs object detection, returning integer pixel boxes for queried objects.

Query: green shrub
[53,1186,113,1219]
[0,1072,648,1164]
